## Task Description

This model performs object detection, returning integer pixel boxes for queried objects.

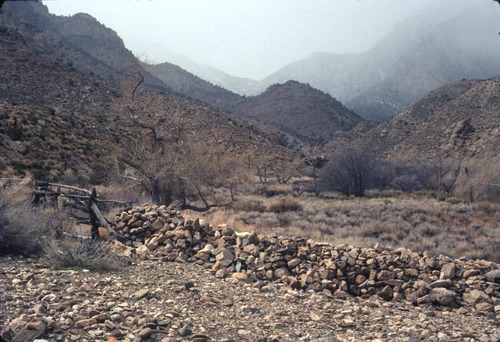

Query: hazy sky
[44,0,499,80]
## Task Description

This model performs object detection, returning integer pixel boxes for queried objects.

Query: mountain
[144,62,244,112]
[345,9,500,121]
[347,77,500,161]
[149,50,259,96]
[0,2,295,180]
[0,1,172,93]
[145,60,365,146]
[196,6,500,122]
[235,81,365,145]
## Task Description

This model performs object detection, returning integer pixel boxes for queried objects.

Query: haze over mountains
[159,6,500,122]
[330,77,500,162]
[0,0,499,182]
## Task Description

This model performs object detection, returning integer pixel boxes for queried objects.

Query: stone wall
[113,205,499,313]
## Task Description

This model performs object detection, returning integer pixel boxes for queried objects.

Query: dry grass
[0,179,124,271]
[0,178,54,255]
[268,196,303,213]
[200,192,500,262]
[43,238,124,271]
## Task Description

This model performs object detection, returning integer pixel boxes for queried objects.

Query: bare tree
[114,58,239,210]
[318,147,381,197]
[433,155,463,196]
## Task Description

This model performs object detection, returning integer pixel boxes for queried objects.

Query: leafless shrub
[43,238,124,271]
[0,179,54,256]
[259,184,293,197]
[391,174,421,193]
[268,196,303,213]
[232,197,266,213]
[318,147,385,197]
[454,156,500,202]
[277,211,299,227]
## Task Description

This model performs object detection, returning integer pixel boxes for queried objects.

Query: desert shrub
[277,212,298,227]
[233,197,266,213]
[43,238,123,271]
[391,174,421,193]
[0,180,54,256]
[475,201,500,216]
[260,184,293,197]
[90,159,113,185]
[454,157,500,202]
[5,125,23,141]
[445,197,464,205]
[268,196,303,213]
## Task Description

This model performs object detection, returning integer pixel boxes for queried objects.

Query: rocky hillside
[4,1,366,147]
[144,62,244,112]
[348,77,500,161]
[145,63,365,146]
[0,2,295,180]
[235,81,365,145]
[0,2,170,92]
[149,49,260,96]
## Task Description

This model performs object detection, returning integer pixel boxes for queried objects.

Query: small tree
[114,58,239,210]
[318,147,381,197]
[432,155,463,197]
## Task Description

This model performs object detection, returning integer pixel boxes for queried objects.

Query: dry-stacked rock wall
[114,205,500,313]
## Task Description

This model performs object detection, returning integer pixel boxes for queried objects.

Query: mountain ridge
[166,6,500,122]
[0,2,296,180]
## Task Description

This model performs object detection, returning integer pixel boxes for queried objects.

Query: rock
[440,263,456,280]
[475,302,494,312]
[215,248,234,267]
[421,288,457,306]
[377,270,394,281]
[463,269,480,278]
[146,236,159,251]
[437,332,449,341]
[274,267,292,279]
[192,333,210,342]
[378,285,393,301]
[221,227,234,236]
[75,318,97,328]
[151,219,164,231]
[138,327,154,338]
[178,325,193,337]
[231,272,249,281]
[132,288,149,300]
[136,245,149,259]
[484,270,500,283]
[184,281,195,290]
[310,312,321,321]
[287,258,301,268]
[237,329,251,335]
[430,279,453,288]
[463,290,491,305]
[215,269,227,278]
[92,313,109,323]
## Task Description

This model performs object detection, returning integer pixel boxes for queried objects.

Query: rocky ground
[1,256,499,342]
[1,204,500,341]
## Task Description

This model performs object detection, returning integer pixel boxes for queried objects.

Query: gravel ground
[1,256,499,342]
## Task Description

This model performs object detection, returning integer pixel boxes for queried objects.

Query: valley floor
[1,256,499,342]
